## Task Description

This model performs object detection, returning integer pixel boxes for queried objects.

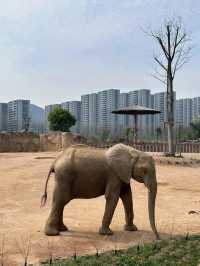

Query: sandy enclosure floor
[0,152,199,265]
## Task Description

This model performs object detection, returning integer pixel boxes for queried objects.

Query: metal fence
[89,142,200,153]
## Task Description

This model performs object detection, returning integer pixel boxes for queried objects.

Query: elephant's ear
[105,144,139,184]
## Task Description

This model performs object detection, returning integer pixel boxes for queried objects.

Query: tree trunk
[167,125,174,154]
[166,64,175,156]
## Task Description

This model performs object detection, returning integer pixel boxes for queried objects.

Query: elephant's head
[106,143,159,240]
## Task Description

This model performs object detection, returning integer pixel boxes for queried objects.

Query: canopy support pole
[134,114,138,143]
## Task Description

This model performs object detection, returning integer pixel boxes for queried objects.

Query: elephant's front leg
[99,183,121,236]
[120,184,138,232]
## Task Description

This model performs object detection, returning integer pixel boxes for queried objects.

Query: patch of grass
[41,235,200,266]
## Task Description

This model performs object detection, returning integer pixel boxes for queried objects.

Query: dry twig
[16,235,31,266]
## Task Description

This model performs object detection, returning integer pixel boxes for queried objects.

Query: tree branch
[176,33,187,47]
[172,46,191,79]
[171,32,187,60]
[151,30,169,59]
[171,26,180,60]
[167,24,171,58]
[151,73,167,85]
[154,56,167,71]
[157,36,169,59]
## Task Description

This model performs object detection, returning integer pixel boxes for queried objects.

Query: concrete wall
[0,132,86,152]
[0,133,40,152]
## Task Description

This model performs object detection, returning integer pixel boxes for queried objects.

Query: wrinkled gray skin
[41,143,159,239]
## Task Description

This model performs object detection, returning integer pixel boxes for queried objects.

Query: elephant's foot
[44,224,60,236]
[99,227,114,236]
[59,223,68,232]
[124,224,138,232]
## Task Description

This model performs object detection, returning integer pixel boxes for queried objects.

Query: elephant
[41,143,159,239]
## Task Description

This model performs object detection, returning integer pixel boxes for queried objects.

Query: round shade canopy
[112,105,161,115]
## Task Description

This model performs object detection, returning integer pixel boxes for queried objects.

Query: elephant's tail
[40,165,55,208]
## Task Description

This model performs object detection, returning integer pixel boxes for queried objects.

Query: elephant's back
[73,147,107,172]
[54,146,107,175]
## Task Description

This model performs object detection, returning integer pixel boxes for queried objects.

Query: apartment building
[0,103,8,132]
[7,100,30,132]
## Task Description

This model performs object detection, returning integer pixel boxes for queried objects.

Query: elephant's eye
[142,167,147,176]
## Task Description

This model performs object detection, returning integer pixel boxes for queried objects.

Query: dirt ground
[0,152,199,266]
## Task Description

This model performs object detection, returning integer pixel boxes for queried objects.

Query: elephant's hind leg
[58,209,68,232]
[45,182,71,236]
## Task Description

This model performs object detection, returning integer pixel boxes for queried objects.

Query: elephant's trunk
[148,181,160,240]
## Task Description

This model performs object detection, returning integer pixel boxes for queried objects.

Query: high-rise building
[175,98,192,128]
[128,90,138,106]
[41,89,199,138]
[127,90,138,129]
[80,94,90,136]
[30,104,45,133]
[183,98,193,128]
[97,89,120,135]
[7,100,30,132]
[80,89,120,137]
[153,92,166,129]
[176,99,183,127]
[45,104,61,132]
[105,89,120,134]
[153,91,176,130]
[80,94,98,137]
[0,103,8,132]
[97,90,107,131]
[127,89,153,134]
[137,89,152,133]
[118,93,129,133]
[61,101,81,133]
[149,93,155,132]
[88,93,98,136]
[79,89,179,137]
[192,97,200,121]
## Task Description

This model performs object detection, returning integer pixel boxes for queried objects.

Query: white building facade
[44,89,200,138]
[80,94,90,136]
[0,103,8,132]
[175,98,193,128]
[30,104,45,133]
[7,100,30,132]
[192,97,200,121]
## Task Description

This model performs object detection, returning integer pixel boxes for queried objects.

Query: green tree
[48,107,76,132]
[124,127,134,142]
[156,127,162,142]
[190,119,200,139]
[99,128,110,142]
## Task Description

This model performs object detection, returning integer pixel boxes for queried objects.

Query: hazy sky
[0,0,199,107]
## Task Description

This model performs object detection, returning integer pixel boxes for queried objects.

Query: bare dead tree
[149,18,191,156]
